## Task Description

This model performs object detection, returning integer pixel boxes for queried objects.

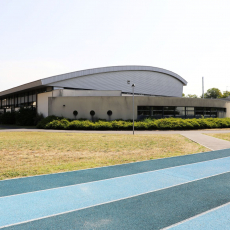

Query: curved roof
[0,65,187,97]
[42,65,187,86]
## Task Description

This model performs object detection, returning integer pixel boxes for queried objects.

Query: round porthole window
[107,110,112,116]
[73,110,78,116]
[90,110,95,116]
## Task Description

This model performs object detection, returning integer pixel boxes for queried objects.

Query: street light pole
[132,84,135,135]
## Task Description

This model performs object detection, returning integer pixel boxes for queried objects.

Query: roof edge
[0,80,42,97]
[41,65,187,86]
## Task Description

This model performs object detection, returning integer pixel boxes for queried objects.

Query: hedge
[0,108,44,126]
[36,116,230,130]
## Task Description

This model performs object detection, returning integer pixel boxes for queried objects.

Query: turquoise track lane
[1,156,230,228]
[167,202,230,230]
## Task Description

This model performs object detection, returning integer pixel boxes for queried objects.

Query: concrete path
[1,127,230,134]
[181,132,230,151]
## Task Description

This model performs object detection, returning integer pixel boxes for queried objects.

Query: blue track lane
[167,202,230,230]
[1,149,230,197]
[1,156,230,228]
[3,172,230,230]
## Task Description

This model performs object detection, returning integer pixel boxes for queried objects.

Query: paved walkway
[1,126,230,151]
[181,132,230,151]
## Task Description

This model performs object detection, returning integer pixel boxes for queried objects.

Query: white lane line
[1,170,230,230]
[2,155,230,199]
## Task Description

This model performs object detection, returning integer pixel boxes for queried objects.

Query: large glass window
[204,107,211,117]
[2,99,6,107]
[137,106,151,116]
[163,106,175,117]
[195,107,203,118]
[152,106,163,118]
[175,107,185,118]
[186,107,194,118]
[137,106,226,120]
[25,93,28,103]
[19,94,24,104]
[138,110,150,116]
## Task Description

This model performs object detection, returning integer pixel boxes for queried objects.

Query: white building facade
[0,66,229,120]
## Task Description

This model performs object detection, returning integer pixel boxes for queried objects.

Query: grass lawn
[205,133,230,142]
[0,132,209,180]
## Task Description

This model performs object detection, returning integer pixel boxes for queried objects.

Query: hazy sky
[1,0,230,96]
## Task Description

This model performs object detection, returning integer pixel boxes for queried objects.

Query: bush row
[0,108,44,126]
[36,116,230,130]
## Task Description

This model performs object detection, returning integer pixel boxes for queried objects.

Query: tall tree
[222,91,230,98]
[186,94,198,98]
[204,88,222,98]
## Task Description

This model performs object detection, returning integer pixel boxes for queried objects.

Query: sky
[1,0,230,96]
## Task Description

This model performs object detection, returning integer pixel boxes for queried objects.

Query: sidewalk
[181,132,230,151]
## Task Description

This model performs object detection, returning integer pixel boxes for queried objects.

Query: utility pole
[127,80,135,135]
[132,84,135,135]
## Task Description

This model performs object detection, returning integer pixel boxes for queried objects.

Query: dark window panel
[152,106,163,110]
[195,107,203,111]
[164,106,175,111]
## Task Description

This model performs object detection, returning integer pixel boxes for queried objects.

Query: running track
[1,149,230,229]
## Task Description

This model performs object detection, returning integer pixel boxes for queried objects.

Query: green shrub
[111,120,132,130]
[94,121,113,130]
[45,118,70,129]
[186,119,200,129]
[36,115,59,129]
[34,113,45,125]
[0,108,43,126]
[15,107,36,126]
[0,112,16,124]
[68,120,95,130]
[37,116,230,130]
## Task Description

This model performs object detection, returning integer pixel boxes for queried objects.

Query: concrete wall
[48,96,230,120]
[37,90,122,117]
[37,91,52,117]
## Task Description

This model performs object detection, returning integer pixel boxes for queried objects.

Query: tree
[204,88,222,99]
[222,91,230,98]
[186,94,198,98]
[182,93,185,97]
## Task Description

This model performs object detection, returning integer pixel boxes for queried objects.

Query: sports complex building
[0,65,229,120]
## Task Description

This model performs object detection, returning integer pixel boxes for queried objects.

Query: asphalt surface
[1,127,230,134]
[1,149,230,229]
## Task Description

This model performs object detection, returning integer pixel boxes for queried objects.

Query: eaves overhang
[0,80,43,97]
